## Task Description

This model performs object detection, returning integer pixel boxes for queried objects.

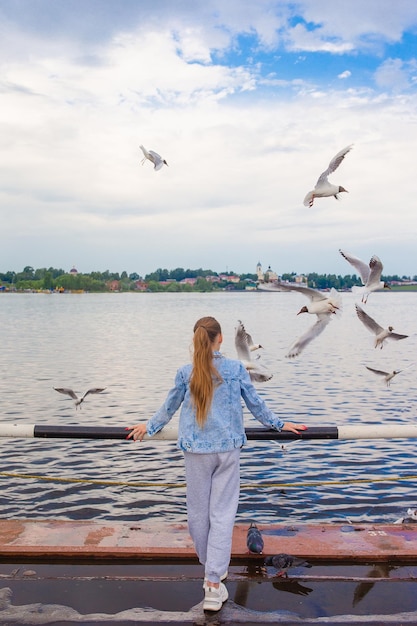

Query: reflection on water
[0,291,416,523]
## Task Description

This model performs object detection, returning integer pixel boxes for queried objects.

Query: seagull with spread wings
[235,320,272,382]
[339,249,390,303]
[355,304,408,349]
[365,366,404,387]
[267,283,342,358]
[54,387,106,409]
[303,144,352,207]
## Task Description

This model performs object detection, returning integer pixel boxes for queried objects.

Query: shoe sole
[203,596,228,611]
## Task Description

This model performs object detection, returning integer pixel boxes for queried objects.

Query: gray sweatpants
[184,448,240,583]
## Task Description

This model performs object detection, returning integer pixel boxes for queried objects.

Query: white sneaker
[203,582,228,612]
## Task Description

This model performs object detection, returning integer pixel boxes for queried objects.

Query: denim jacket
[146,352,284,453]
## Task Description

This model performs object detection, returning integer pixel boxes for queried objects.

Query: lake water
[0,290,416,525]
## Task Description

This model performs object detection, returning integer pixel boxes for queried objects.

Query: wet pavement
[1,521,417,624]
[1,560,417,624]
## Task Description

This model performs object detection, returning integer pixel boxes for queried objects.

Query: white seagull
[269,283,343,358]
[303,144,352,207]
[365,365,411,387]
[339,249,390,303]
[237,319,263,353]
[235,320,272,382]
[54,387,106,409]
[355,304,408,349]
[139,144,168,171]
[394,508,417,524]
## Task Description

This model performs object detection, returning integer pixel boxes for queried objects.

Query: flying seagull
[339,249,390,303]
[54,387,106,409]
[303,144,352,207]
[276,439,302,454]
[139,144,168,171]
[365,363,413,387]
[236,319,263,353]
[235,320,272,382]
[269,283,342,358]
[355,304,408,349]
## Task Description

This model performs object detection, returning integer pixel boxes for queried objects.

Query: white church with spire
[256,261,278,282]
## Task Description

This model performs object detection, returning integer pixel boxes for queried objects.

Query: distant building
[180,277,197,285]
[295,274,307,284]
[218,274,240,283]
[265,265,278,281]
[256,262,263,281]
[69,266,78,275]
[107,280,120,291]
[256,262,278,282]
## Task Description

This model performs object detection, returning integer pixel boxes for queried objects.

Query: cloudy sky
[1,0,416,278]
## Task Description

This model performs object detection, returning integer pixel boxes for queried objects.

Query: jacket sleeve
[146,368,187,436]
[239,363,284,431]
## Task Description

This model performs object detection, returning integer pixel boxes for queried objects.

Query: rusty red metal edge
[1,520,416,562]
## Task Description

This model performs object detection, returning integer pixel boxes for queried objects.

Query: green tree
[195,278,213,292]
[146,280,164,292]
[16,266,35,281]
[42,272,54,290]
[166,282,181,292]
[0,271,16,284]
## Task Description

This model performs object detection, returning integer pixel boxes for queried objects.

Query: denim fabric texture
[146,351,284,453]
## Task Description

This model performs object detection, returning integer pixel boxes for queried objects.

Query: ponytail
[190,317,223,426]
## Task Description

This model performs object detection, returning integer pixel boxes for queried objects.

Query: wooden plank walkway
[1,520,417,561]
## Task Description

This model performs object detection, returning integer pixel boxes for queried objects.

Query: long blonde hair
[189,316,223,427]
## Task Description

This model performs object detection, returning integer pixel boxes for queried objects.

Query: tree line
[1,265,416,293]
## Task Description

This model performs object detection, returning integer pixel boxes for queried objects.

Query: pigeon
[264,553,311,577]
[139,144,168,171]
[269,283,342,357]
[235,320,272,382]
[246,523,264,554]
[339,249,390,303]
[54,387,106,409]
[303,144,352,207]
[355,304,408,349]
[365,364,413,387]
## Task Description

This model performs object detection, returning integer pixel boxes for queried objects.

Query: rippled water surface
[0,291,416,524]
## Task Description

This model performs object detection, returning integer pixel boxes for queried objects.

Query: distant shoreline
[2,286,417,294]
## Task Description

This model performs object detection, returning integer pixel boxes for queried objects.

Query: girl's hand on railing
[126,423,147,441]
[282,422,307,434]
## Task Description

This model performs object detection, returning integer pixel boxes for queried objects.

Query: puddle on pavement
[1,559,417,622]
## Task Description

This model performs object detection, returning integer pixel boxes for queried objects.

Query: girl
[128,316,307,611]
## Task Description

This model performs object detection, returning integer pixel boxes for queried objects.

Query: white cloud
[374,58,414,91]
[338,70,351,79]
[286,23,355,54]
[296,0,417,48]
